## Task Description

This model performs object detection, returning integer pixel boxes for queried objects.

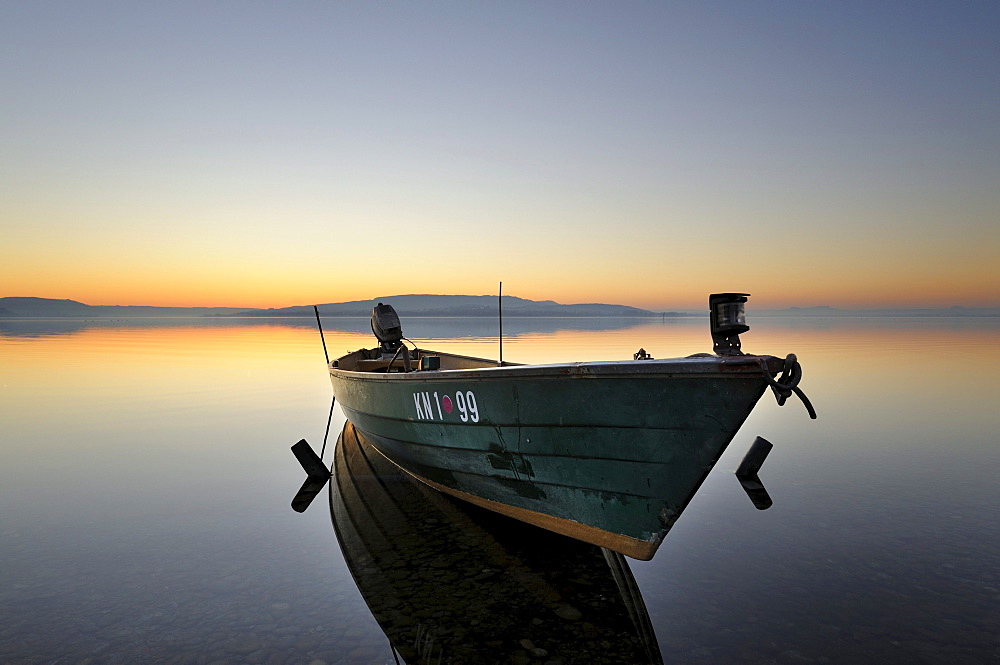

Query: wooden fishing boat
[326,293,814,560]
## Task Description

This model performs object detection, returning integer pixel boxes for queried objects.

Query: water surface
[2,316,998,664]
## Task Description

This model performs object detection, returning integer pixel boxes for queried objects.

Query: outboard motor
[371,302,403,353]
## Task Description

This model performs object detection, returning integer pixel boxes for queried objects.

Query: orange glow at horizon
[4,286,999,312]
[3,206,997,310]
[7,246,1000,311]
[5,272,998,312]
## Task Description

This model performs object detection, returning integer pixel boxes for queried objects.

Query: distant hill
[0,297,251,318]
[0,295,666,318]
[3,296,997,319]
[239,294,664,318]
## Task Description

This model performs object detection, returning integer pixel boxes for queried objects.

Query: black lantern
[709,293,750,355]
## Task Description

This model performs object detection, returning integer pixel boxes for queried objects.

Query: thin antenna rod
[319,394,335,459]
[498,282,503,367]
[314,305,330,364]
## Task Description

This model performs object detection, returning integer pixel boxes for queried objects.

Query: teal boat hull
[330,352,781,560]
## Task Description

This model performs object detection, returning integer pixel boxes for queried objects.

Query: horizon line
[2,295,999,315]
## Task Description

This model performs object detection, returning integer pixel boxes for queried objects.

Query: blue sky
[2,1,998,309]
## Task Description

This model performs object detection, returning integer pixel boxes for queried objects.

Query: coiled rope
[758,354,817,419]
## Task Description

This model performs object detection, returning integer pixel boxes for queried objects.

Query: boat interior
[333,347,515,373]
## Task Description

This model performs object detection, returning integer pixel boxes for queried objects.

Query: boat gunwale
[330,349,783,381]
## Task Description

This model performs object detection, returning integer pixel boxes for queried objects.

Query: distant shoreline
[1,295,998,319]
[3,311,999,320]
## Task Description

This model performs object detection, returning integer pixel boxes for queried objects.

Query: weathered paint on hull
[330,355,777,560]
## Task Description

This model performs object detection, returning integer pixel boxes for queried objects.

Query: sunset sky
[2,2,998,311]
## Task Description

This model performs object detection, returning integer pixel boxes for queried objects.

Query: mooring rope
[758,353,818,419]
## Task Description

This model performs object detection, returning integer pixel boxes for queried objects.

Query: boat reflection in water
[331,421,664,665]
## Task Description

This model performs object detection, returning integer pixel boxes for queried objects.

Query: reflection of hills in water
[331,421,663,665]
[0,317,300,337]
[0,316,670,339]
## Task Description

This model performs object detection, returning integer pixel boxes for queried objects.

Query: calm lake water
[2,315,998,665]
